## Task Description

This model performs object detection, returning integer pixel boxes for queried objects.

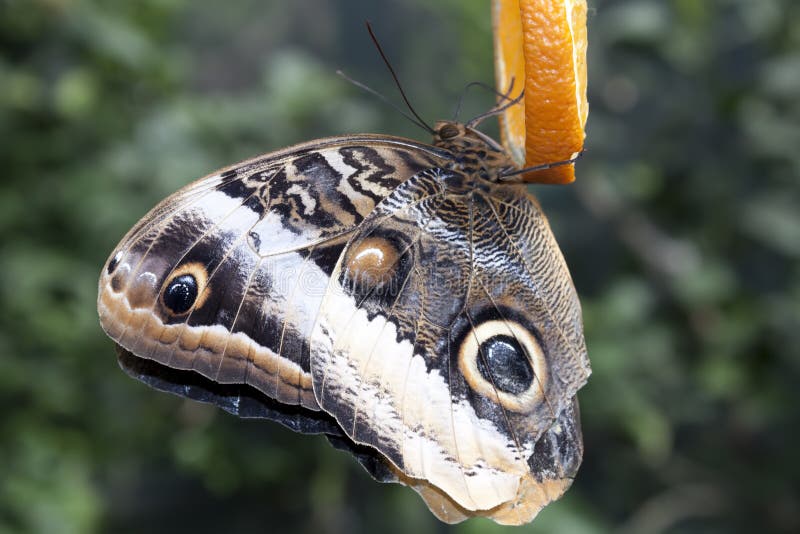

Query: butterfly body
[98,121,590,524]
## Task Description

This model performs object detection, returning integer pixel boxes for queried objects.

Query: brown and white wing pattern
[310,169,590,523]
[98,136,447,411]
[98,122,592,526]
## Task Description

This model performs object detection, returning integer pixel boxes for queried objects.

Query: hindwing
[310,168,589,522]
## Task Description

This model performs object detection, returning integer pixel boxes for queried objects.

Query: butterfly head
[432,121,517,181]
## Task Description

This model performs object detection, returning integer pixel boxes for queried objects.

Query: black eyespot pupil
[163,274,198,314]
[107,252,121,274]
[476,335,534,394]
[439,124,459,139]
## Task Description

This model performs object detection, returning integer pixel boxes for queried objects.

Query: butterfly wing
[310,168,590,522]
[98,135,448,414]
[98,131,590,525]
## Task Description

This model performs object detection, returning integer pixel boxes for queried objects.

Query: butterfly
[97,109,591,524]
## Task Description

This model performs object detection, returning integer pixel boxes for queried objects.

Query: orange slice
[493,0,588,184]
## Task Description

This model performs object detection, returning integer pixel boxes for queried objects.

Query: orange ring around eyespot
[493,0,588,184]
[457,319,547,413]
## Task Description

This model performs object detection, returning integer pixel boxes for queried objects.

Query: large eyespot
[160,262,209,315]
[458,319,547,413]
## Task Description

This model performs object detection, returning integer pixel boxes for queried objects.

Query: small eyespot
[339,232,412,305]
[107,251,123,274]
[345,236,400,288]
[458,319,547,413]
[163,274,197,314]
[438,123,460,139]
[159,262,209,315]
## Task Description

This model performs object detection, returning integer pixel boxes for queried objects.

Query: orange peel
[493,0,588,184]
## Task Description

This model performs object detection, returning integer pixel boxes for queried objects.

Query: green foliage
[0,0,798,533]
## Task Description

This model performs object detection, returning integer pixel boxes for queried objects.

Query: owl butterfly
[98,95,591,523]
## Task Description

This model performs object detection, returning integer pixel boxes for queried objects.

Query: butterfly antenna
[366,21,435,134]
[452,79,517,122]
[466,84,523,129]
[336,70,430,133]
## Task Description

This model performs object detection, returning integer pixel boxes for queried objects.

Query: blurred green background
[1,0,799,533]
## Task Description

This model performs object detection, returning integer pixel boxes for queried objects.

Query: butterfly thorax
[432,121,517,183]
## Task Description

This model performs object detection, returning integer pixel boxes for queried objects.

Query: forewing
[98,135,447,411]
